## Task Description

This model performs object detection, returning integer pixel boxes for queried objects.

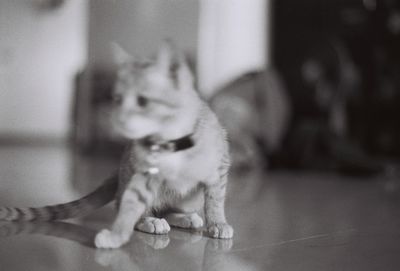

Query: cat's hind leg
[165,212,203,229]
[135,217,170,234]
[164,187,204,229]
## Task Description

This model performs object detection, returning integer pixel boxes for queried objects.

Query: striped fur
[0,175,118,221]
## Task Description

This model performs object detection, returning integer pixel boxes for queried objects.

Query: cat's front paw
[207,223,234,239]
[95,229,129,249]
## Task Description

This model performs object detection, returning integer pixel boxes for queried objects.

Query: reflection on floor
[0,144,400,271]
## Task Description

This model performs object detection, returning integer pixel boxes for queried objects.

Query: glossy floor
[0,144,400,271]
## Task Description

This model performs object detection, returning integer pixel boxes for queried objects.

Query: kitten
[0,42,233,249]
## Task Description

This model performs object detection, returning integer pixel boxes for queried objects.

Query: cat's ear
[156,40,174,73]
[176,54,194,90]
[111,42,133,65]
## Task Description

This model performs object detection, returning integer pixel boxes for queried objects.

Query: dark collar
[140,134,195,152]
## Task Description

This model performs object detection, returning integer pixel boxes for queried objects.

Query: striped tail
[0,175,118,221]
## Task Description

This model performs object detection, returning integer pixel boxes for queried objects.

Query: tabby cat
[0,42,233,249]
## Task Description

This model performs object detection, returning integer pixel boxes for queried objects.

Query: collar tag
[146,167,160,175]
[150,144,161,152]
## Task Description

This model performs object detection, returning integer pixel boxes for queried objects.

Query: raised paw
[94,229,129,249]
[207,223,234,239]
[136,217,170,234]
[166,213,204,229]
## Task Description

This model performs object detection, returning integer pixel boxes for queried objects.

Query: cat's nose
[119,104,141,116]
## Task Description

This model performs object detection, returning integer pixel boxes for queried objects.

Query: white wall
[0,0,88,139]
[197,0,268,97]
[88,0,199,69]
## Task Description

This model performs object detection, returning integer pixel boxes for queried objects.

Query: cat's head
[110,41,199,140]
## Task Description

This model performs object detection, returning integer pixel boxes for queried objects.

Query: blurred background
[1,0,400,177]
[1,1,400,270]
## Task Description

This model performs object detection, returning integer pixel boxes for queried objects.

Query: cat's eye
[137,95,148,107]
[112,93,123,105]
